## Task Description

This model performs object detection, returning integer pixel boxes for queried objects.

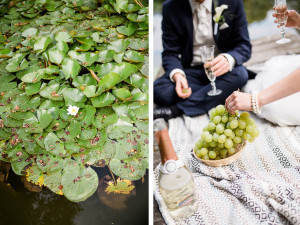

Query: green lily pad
[97,50,115,63]
[124,50,144,63]
[36,154,64,172]
[55,31,73,42]
[48,49,66,65]
[56,41,69,53]
[44,132,66,156]
[43,170,63,195]
[34,36,52,51]
[22,28,38,38]
[113,88,132,100]
[108,39,130,53]
[66,120,81,138]
[91,92,116,108]
[21,69,45,83]
[93,107,118,129]
[39,83,64,101]
[62,58,81,79]
[113,53,124,64]
[77,52,99,67]
[80,105,96,127]
[62,159,98,202]
[116,22,138,36]
[96,63,117,77]
[111,62,137,80]
[97,72,120,94]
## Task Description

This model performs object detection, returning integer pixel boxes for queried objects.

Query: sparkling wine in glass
[200,45,222,96]
[274,0,291,44]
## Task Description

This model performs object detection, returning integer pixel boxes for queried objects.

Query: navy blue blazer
[161,0,252,77]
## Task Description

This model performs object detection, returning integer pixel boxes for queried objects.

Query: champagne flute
[200,45,222,96]
[274,0,291,44]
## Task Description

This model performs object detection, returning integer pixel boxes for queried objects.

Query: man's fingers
[214,64,228,77]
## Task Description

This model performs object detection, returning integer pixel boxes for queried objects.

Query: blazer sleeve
[161,3,184,77]
[225,0,251,66]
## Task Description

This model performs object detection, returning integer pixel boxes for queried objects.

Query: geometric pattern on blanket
[154,114,300,225]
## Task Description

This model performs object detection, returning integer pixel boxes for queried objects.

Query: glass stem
[281,28,285,39]
[211,81,216,93]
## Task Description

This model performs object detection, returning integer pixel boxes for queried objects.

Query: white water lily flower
[67,105,79,116]
[213,4,228,23]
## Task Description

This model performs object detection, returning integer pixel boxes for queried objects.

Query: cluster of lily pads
[0,0,148,202]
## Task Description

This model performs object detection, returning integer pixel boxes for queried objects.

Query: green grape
[240,111,250,120]
[216,124,224,134]
[213,133,220,142]
[209,141,217,147]
[226,122,231,129]
[213,116,221,124]
[246,125,254,133]
[208,151,217,159]
[224,139,233,149]
[216,105,226,114]
[220,153,227,159]
[224,129,233,137]
[203,141,210,148]
[203,154,209,160]
[246,118,255,125]
[220,149,227,155]
[207,122,216,131]
[235,129,243,137]
[215,156,221,160]
[230,119,238,129]
[203,126,209,131]
[229,117,235,122]
[248,137,255,142]
[221,115,229,123]
[196,149,202,157]
[218,134,226,143]
[195,139,204,149]
[233,136,242,144]
[201,132,206,139]
[200,147,208,156]
[238,120,247,129]
[205,133,213,142]
[252,128,259,138]
[210,108,217,117]
[229,132,235,139]
[228,147,236,155]
[243,132,251,141]
[215,150,220,156]
[218,143,225,148]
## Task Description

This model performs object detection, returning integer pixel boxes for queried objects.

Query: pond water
[0,167,148,225]
[153,0,300,74]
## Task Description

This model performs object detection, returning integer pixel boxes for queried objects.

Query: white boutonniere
[213,4,229,35]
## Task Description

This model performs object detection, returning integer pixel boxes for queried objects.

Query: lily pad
[62,159,98,202]
[34,36,52,51]
[116,22,138,36]
[124,50,144,63]
[62,58,81,79]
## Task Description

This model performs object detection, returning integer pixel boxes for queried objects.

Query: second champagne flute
[274,0,291,44]
[200,45,222,96]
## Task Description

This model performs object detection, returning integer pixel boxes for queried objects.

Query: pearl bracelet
[251,91,261,115]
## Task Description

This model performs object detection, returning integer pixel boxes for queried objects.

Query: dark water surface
[0,167,148,225]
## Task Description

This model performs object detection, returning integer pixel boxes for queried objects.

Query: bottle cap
[160,159,184,174]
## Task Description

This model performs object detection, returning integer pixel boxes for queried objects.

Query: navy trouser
[154,65,248,116]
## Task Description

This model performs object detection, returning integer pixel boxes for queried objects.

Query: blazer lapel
[212,0,219,43]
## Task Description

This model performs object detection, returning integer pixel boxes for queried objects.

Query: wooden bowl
[193,141,247,167]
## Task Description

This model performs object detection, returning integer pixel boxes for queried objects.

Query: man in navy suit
[154,0,252,119]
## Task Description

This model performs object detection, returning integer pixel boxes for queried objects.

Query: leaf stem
[108,165,117,186]
[89,69,100,82]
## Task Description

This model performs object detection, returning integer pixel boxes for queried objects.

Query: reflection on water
[0,167,148,225]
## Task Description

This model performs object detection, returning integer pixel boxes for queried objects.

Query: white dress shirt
[169,0,235,82]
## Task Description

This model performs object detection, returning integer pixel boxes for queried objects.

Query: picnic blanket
[154,114,300,225]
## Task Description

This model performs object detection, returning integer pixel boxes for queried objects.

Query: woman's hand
[225,91,252,114]
[273,9,300,30]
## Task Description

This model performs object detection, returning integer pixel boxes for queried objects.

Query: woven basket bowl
[193,141,247,167]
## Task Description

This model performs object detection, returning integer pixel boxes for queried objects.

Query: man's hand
[173,73,192,99]
[211,55,230,77]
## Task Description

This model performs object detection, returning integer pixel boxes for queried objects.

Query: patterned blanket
[154,114,300,225]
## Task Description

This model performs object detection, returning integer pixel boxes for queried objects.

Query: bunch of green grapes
[194,105,259,160]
